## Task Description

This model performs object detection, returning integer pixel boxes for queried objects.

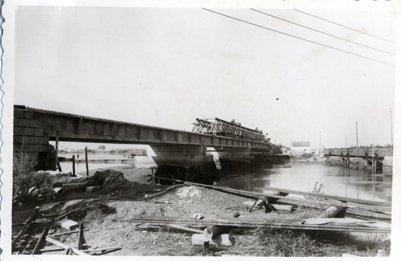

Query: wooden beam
[32,225,50,255]
[45,237,90,256]
[167,224,203,234]
[123,216,390,233]
[256,186,391,207]
[12,206,40,247]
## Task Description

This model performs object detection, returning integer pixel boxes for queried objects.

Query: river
[216,162,392,203]
[58,152,392,203]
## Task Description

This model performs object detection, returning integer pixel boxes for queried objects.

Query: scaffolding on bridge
[192,118,270,143]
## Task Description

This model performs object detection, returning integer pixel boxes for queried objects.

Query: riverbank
[12,166,391,257]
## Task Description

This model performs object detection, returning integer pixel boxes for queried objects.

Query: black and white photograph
[1,0,400,259]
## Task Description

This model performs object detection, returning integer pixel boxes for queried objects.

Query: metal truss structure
[192,117,270,143]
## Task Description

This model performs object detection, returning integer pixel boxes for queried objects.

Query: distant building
[290,141,311,153]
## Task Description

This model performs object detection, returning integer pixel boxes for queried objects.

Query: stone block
[23,111,34,119]
[35,128,44,136]
[31,145,42,152]
[14,109,24,119]
[29,120,40,128]
[24,128,35,136]
[13,144,23,151]
[14,127,25,136]
[55,219,79,231]
[13,136,24,144]
[14,119,29,127]
[39,144,49,152]
[27,136,39,144]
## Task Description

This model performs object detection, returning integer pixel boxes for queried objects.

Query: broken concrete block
[192,234,233,246]
[55,219,79,231]
[62,182,87,192]
[85,186,101,193]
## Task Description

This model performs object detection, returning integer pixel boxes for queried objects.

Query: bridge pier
[147,144,212,168]
[14,107,56,170]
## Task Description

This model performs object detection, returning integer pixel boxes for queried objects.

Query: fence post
[72,155,76,176]
[85,147,89,177]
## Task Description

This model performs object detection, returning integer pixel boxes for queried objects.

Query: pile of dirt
[82,169,137,194]
[102,170,130,193]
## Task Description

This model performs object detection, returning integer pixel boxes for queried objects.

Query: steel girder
[192,118,269,143]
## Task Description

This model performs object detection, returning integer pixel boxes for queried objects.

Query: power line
[294,9,395,43]
[202,8,394,67]
[251,8,394,55]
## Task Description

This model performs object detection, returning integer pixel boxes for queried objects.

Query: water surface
[216,162,392,203]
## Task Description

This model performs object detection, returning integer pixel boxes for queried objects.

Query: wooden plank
[12,206,40,248]
[83,246,122,255]
[347,208,391,220]
[49,228,88,237]
[123,216,390,233]
[39,247,65,253]
[32,225,50,254]
[167,224,203,234]
[255,186,391,207]
[45,237,90,256]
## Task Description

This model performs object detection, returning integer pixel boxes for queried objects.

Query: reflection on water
[216,163,392,203]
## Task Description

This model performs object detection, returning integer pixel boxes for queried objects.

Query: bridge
[323,147,393,171]
[13,105,273,170]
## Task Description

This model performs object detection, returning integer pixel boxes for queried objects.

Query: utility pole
[356,121,359,149]
[319,131,321,153]
[390,108,393,147]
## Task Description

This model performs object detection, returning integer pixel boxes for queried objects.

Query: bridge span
[13,105,273,170]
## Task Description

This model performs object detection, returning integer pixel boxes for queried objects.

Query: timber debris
[12,174,391,256]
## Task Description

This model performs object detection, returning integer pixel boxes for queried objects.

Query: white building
[290,141,312,153]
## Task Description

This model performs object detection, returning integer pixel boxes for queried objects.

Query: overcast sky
[14,6,396,148]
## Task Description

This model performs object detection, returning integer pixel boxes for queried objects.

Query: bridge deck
[14,105,270,149]
[324,148,393,157]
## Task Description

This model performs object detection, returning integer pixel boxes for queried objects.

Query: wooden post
[203,241,209,255]
[55,131,62,171]
[72,155,76,176]
[85,147,89,177]
[77,222,87,250]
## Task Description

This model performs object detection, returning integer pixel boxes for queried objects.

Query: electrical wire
[202,8,394,67]
[294,9,395,43]
[251,8,394,55]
